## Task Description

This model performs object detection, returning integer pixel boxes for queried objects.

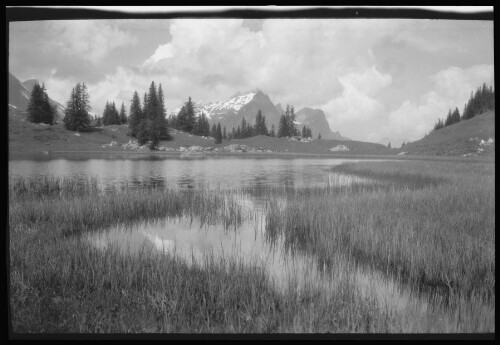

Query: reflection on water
[87,213,337,295]
[87,209,432,323]
[9,157,381,191]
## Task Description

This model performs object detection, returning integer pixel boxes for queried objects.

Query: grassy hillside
[396,111,495,156]
[11,108,494,159]
[8,109,390,157]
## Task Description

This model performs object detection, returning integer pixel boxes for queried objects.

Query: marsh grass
[261,160,494,330]
[8,159,495,333]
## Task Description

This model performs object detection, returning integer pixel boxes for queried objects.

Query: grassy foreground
[8,159,495,334]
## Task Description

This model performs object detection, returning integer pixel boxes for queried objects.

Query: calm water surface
[9,156,378,190]
[11,154,437,322]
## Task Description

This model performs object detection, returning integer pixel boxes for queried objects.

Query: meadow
[8,158,495,333]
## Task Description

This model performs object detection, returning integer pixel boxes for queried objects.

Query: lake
[8,155,380,190]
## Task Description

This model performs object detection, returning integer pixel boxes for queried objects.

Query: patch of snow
[398,152,407,155]
[196,91,256,119]
[74,133,81,136]
[8,104,17,109]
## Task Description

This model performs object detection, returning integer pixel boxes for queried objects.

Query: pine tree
[277,114,287,138]
[119,102,127,124]
[223,126,227,140]
[387,142,392,149]
[318,133,322,140]
[270,124,275,137]
[111,101,120,124]
[215,122,222,144]
[241,117,247,138]
[63,82,91,131]
[26,83,55,125]
[444,109,453,127]
[154,83,170,140]
[102,101,110,125]
[433,118,444,131]
[40,83,55,124]
[451,107,460,125]
[177,97,196,133]
[211,123,217,138]
[253,110,268,136]
[288,106,297,136]
[129,91,143,137]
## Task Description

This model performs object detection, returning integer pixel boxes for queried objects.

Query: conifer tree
[153,83,170,140]
[444,109,453,127]
[129,91,143,137]
[211,123,217,138]
[120,102,127,124]
[111,101,120,124]
[241,117,247,137]
[223,126,227,140]
[63,82,91,131]
[451,107,460,125]
[26,83,55,124]
[277,114,287,138]
[270,124,276,137]
[215,122,223,144]
[253,110,268,136]
[177,97,196,133]
[318,133,322,140]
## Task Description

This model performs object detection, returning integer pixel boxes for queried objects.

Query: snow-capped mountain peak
[171,90,260,120]
[203,90,258,118]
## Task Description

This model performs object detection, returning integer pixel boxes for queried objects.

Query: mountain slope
[198,89,282,131]
[9,73,65,120]
[396,110,495,156]
[295,107,350,140]
[9,73,31,111]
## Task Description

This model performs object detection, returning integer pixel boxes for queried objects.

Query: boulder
[329,145,349,152]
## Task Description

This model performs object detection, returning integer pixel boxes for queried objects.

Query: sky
[9,10,494,146]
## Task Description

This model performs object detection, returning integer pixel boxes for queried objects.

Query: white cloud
[316,66,392,138]
[45,20,137,63]
[140,19,402,109]
[385,64,494,145]
[32,19,492,145]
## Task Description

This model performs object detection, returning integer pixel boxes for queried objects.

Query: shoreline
[8,149,494,163]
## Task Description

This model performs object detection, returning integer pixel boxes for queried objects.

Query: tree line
[433,83,495,131]
[96,101,127,126]
[26,80,319,148]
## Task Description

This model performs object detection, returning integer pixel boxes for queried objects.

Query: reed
[8,159,495,333]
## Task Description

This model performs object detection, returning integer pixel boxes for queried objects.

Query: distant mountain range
[173,89,349,140]
[8,73,65,120]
